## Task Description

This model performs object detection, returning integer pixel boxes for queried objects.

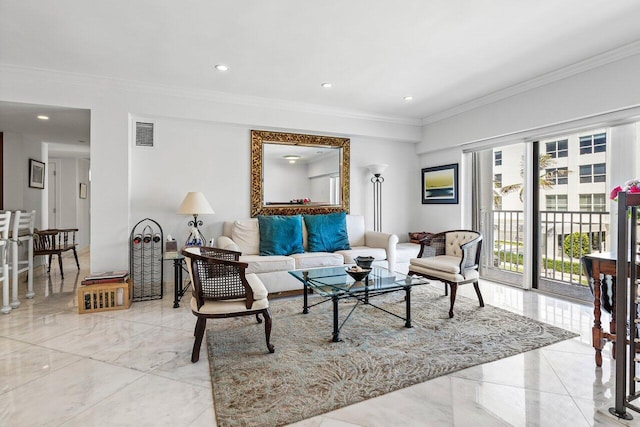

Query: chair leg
[47,254,53,272]
[72,248,80,270]
[473,281,485,307]
[255,313,263,323]
[58,254,64,279]
[444,283,448,296]
[263,308,275,353]
[448,283,457,318]
[192,317,207,363]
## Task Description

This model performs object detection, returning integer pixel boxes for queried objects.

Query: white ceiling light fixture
[37,115,49,120]
[283,155,301,164]
[404,96,413,101]
[321,83,333,88]
[214,64,229,71]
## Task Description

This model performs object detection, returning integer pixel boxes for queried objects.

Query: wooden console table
[582,252,616,367]
[582,251,640,367]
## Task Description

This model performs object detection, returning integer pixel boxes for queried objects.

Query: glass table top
[289,265,428,297]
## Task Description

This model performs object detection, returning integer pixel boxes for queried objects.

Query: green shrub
[563,232,590,259]
[494,250,584,276]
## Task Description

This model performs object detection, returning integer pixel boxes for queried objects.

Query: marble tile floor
[0,252,635,426]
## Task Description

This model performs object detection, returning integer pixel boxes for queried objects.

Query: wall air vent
[135,121,154,147]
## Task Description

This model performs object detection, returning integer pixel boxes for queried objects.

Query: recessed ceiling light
[37,115,49,120]
[321,83,333,88]
[283,155,301,164]
[214,64,229,71]
[404,96,413,101]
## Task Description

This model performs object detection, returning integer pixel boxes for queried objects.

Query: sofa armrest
[364,231,399,271]
[216,235,240,252]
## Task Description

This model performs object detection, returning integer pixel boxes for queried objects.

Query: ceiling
[1,0,640,147]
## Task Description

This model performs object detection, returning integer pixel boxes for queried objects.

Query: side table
[164,253,191,308]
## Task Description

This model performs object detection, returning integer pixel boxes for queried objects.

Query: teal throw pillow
[258,215,304,256]
[303,212,351,252]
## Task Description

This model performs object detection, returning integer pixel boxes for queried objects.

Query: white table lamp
[177,192,215,245]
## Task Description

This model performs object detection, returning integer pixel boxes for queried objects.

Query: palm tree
[498,154,569,202]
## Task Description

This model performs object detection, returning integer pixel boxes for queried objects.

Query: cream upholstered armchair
[182,246,274,362]
[408,230,483,318]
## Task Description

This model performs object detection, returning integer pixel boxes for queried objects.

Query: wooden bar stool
[0,211,12,314]
[9,210,35,306]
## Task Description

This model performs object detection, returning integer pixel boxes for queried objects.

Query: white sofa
[216,214,398,296]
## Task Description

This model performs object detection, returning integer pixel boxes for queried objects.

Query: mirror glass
[251,130,350,216]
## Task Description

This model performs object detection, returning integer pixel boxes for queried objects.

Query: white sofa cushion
[231,219,260,255]
[217,235,240,252]
[239,254,295,274]
[290,252,344,269]
[410,255,461,274]
[408,263,480,283]
[346,214,366,247]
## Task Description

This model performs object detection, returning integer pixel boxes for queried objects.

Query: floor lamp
[367,164,388,232]
[177,192,215,246]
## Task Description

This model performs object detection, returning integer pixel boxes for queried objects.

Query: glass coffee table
[289,265,429,342]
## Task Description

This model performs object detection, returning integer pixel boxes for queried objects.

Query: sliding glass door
[475,122,639,302]
[476,142,528,288]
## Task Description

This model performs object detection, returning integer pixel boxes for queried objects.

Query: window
[494,173,502,188]
[579,193,606,212]
[546,194,568,211]
[579,133,607,155]
[545,140,568,158]
[579,163,606,183]
[545,167,568,185]
[494,151,502,166]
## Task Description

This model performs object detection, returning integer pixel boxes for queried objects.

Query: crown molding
[0,63,422,127]
[421,40,640,126]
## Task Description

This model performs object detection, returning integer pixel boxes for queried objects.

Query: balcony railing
[484,209,610,288]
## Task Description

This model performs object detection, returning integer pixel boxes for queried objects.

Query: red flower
[630,185,640,194]
[610,185,623,200]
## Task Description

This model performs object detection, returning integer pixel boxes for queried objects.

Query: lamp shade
[367,164,388,176]
[177,192,215,215]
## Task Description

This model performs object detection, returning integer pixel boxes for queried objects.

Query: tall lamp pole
[367,164,388,232]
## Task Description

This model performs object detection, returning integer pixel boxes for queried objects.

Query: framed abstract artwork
[29,159,45,189]
[421,163,458,204]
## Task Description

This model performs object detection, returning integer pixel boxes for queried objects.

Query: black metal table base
[303,281,414,342]
[172,258,191,308]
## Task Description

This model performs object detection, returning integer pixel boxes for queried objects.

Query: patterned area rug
[206,286,577,427]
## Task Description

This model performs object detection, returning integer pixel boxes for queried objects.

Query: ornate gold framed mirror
[250,130,350,217]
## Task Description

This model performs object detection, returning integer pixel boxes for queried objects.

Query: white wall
[76,158,90,249]
[2,131,46,226]
[419,53,640,153]
[414,147,466,233]
[129,117,419,248]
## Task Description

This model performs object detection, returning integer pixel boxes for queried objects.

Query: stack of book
[81,271,129,286]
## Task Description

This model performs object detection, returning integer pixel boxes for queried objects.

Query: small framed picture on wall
[421,163,459,204]
[29,159,45,189]
[79,183,88,199]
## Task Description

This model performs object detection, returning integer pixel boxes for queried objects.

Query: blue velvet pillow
[258,215,304,256]
[303,212,351,252]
